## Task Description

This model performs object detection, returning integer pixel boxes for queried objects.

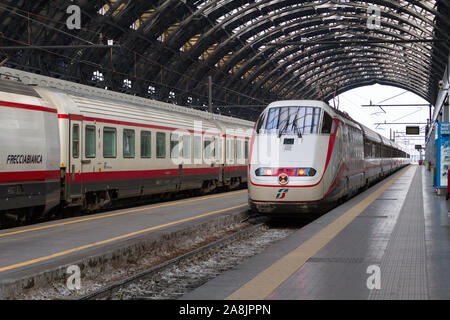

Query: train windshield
[265,106,321,135]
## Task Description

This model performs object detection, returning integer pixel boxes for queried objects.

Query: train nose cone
[278,173,289,185]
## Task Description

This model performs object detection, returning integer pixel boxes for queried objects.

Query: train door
[69,117,83,201]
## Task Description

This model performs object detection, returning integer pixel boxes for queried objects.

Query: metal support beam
[0,45,121,50]
[430,54,450,135]
[208,75,212,114]
[374,122,428,125]
[444,100,449,122]
[361,104,431,107]
[267,39,450,47]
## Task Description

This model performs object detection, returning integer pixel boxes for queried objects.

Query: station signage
[440,123,450,135]
[405,126,420,135]
[435,122,450,188]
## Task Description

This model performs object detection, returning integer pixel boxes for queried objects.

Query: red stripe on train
[67,166,244,183]
[0,170,60,183]
[0,100,57,114]
[224,165,247,172]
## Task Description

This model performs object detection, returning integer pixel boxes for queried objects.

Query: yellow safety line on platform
[0,190,246,238]
[0,203,248,272]
[226,166,412,300]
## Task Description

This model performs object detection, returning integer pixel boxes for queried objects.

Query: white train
[248,100,410,215]
[0,75,253,225]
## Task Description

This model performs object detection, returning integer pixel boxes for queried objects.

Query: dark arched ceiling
[0,0,448,121]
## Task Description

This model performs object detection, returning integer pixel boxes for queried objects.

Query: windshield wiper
[292,113,302,138]
[278,115,290,138]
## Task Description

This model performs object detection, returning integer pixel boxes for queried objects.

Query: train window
[213,137,218,159]
[321,112,333,134]
[156,132,166,158]
[230,138,235,159]
[204,139,212,159]
[123,129,135,158]
[265,106,321,135]
[266,108,280,133]
[183,135,191,159]
[313,109,321,133]
[217,137,222,161]
[72,124,79,158]
[85,125,96,158]
[256,112,267,133]
[104,127,117,158]
[244,140,249,160]
[236,140,242,159]
[171,134,179,158]
[141,131,151,158]
[364,141,371,158]
[194,136,202,159]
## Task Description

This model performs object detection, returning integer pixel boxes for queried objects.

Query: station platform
[182,165,450,300]
[0,190,248,298]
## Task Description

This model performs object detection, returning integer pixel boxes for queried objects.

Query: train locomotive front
[248,100,354,215]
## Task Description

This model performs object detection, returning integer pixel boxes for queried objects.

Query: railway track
[78,220,297,300]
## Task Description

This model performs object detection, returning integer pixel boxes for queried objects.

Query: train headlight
[255,167,277,176]
[296,168,316,177]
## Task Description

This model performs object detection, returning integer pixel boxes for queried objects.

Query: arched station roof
[0,0,448,120]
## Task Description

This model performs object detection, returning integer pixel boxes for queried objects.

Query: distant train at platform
[0,77,253,226]
[248,100,410,215]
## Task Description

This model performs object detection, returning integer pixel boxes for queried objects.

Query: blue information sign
[435,122,450,187]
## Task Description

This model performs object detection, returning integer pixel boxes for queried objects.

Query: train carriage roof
[34,85,254,136]
[0,78,41,98]
[360,124,383,144]
[380,135,394,147]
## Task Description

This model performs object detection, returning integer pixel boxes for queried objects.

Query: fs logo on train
[276,189,289,199]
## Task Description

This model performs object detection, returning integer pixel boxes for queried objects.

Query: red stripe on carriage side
[67,166,244,183]
[0,100,57,114]
[0,170,60,183]
[69,169,178,183]
[221,134,251,140]
[224,165,247,172]
[182,167,221,176]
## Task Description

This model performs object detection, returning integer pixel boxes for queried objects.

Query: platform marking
[0,203,247,273]
[0,190,246,238]
[226,167,412,300]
